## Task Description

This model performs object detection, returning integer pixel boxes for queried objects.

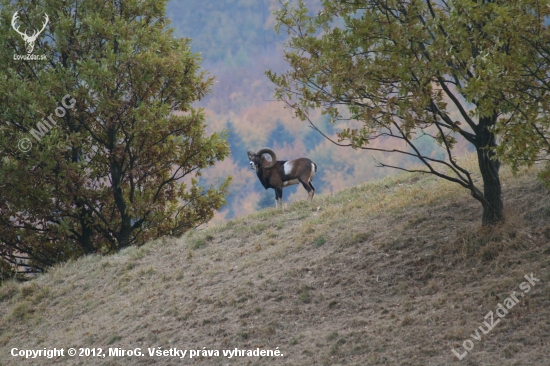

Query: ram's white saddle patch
[283,161,293,175]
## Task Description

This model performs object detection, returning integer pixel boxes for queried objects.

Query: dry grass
[1,154,550,365]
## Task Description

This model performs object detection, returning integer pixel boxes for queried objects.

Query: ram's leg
[298,178,314,202]
[308,164,316,201]
[308,181,316,201]
[274,187,284,210]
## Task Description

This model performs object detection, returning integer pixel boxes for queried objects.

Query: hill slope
[1,155,549,365]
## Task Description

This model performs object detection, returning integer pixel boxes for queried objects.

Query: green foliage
[268,0,549,225]
[490,4,550,173]
[0,0,231,273]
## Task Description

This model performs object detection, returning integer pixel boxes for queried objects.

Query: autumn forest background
[166,0,472,222]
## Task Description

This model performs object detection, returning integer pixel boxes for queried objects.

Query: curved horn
[257,147,276,169]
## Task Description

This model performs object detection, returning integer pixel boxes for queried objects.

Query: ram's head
[247,148,276,170]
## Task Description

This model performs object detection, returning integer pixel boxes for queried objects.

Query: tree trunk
[474,116,504,226]
[476,147,503,226]
[117,215,132,249]
[79,223,96,254]
[75,200,96,254]
[110,171,132,249]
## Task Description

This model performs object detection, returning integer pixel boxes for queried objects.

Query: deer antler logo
[11,11,49,54]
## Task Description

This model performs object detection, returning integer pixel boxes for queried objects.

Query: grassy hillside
[1,155,549,365]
